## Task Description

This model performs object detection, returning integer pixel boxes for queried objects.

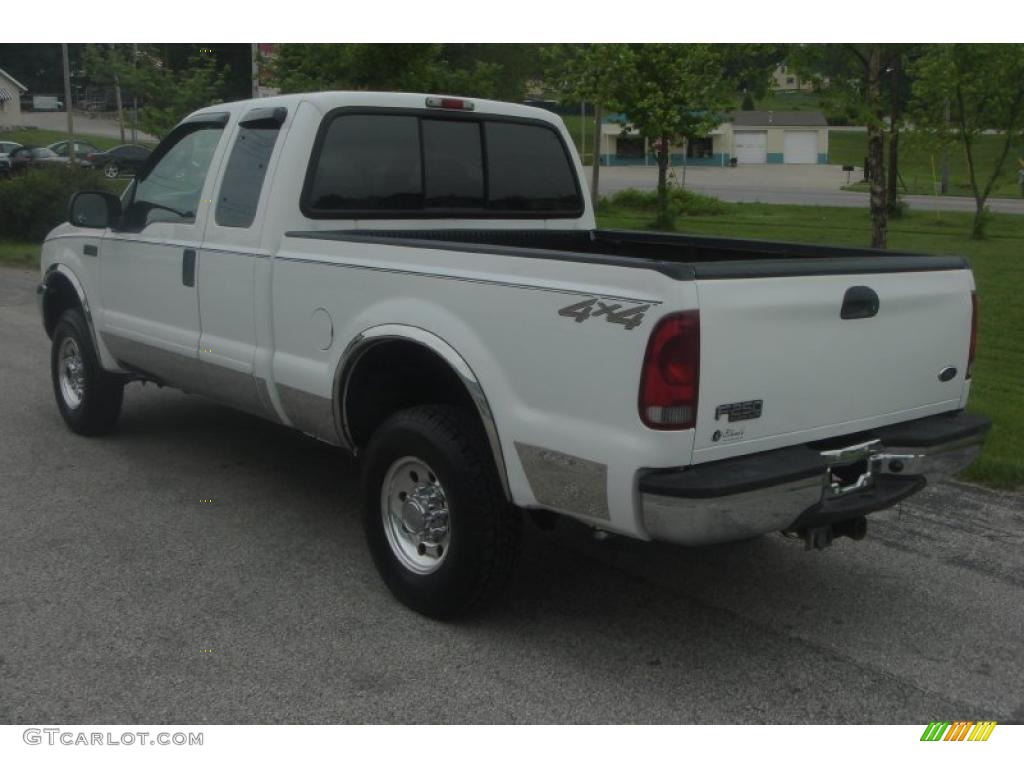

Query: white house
[0,68,28,121]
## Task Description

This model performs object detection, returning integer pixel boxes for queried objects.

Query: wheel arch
[41,264,93,340]
[334,324,511,501]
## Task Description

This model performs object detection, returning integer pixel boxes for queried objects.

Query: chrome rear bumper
[639,411,989,545]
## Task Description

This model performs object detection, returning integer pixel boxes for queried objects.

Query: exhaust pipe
[794,516,868,550]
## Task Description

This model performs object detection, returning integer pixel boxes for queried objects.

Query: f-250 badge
[558,298,650,331]
[715,399,763,422]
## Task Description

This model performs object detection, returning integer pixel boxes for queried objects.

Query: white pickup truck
[39,91,990,617]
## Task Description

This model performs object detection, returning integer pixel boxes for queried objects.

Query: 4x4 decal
[558,298,651,331]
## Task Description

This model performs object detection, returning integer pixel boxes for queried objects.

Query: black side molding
[284,230,698,281]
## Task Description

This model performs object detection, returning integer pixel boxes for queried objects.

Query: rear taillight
[967,291,978,379]
[639,311,700,430]
[85,153,95,162]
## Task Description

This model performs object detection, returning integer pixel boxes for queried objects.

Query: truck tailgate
[692,268,974,462]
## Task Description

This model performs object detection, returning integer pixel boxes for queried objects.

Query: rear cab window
[302,109,582,219]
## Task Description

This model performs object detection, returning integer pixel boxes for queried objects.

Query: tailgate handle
[840,286,879,320]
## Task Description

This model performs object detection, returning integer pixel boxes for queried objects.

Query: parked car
[38,92,989,618]
[48,140,102,160]
[0,140,23,158]
[0,155,10,177]
[83,144,150,178]
[7,146,73,172]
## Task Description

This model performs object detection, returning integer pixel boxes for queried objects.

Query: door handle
[182,248,196,287]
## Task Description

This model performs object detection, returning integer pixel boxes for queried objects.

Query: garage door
[783,131,818,164]
[734,131,767,164]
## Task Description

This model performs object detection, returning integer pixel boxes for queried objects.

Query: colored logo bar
[920,721,997,741]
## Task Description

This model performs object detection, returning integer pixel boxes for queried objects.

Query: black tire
[51,308,124,435]
[361,405,522,619]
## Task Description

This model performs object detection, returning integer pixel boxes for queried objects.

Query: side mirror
[68,191,122,229]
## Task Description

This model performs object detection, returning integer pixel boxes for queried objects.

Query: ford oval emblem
[938,366,958,382]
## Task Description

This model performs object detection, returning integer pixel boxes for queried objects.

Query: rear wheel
[51,308,124,435]
[103,162,120,179]
[361,405,522,619]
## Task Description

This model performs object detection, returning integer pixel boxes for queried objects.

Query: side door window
[124,123,224,229]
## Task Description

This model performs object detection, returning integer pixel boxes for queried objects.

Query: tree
[911,44,1024,238]
[442,44,544,101]
[83,44,229,140]
[614,44,731,229]
[790,44,910,248]
[268,44,503,99]
[720,44,789,107]
[130,48,228,139]
[81,45,132,141]
[545,44,630,201]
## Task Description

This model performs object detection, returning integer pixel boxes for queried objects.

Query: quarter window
[216,117,284,228]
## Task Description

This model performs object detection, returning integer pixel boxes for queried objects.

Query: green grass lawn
[0,128,154,151]
[599,200,1023,490]
[0,240,40,267]
[829,130,1024,199]
[2,200,1020,490]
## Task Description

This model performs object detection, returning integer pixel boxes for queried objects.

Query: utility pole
[591,103,603,202]
[252,43,259,98]
[114,72,125,143]
[940,98,950,195]
[131,43,138,143]
[580,101,586,166]
[61,44,76,163]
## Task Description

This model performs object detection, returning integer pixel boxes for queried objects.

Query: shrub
[603,187,727,217]
[0,166,118,242]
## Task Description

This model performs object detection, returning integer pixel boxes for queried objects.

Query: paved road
[8,110,157,142]
[1,266,1023,724]
[591,165,1024,215]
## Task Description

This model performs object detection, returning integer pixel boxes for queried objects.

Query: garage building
[597,110,829,167]
[724,111,829,165]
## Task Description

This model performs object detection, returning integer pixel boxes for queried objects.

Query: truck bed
[285,228,968,279]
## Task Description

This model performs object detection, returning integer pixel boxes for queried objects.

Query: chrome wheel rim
[381,456,451,574]
[104,163,118,178]
[58,336,86,409]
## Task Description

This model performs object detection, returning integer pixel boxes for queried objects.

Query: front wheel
[361,405,522,619]
[51,308,124,435]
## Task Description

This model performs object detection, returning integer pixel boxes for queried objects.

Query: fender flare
[41,263,97,345]
[333,324,511,501]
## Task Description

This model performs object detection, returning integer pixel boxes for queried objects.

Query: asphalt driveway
[1,266,1022,724]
